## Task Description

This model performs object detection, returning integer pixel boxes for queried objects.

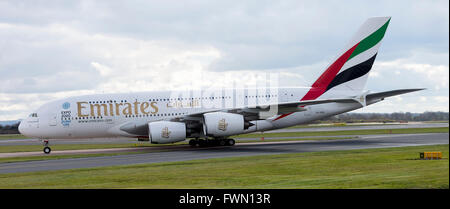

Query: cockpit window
[29,113,38,117]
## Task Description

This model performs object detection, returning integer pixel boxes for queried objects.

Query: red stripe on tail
[302,42,359,100]
[273,42,359,121]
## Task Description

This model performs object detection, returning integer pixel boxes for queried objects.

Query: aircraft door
[48,113,57,126]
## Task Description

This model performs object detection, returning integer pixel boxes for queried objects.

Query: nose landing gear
[42,140,51,154]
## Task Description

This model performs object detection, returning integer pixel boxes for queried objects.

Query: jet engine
[148,121,186,144]
[203,112,248,137]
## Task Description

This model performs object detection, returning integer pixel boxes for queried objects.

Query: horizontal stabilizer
[366,88,425,102]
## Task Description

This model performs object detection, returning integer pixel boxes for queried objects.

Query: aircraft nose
[18,120,26,135]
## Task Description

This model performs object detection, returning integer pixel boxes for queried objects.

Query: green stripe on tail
[348,18,390,61]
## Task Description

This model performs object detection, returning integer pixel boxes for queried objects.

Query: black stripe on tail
[326,53,378,91]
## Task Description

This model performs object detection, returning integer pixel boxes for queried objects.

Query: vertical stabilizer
[302,17,391,100]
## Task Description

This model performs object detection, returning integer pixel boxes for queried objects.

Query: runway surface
[0,133,447,174]
[0,122,447,146]
[265,122,448,133]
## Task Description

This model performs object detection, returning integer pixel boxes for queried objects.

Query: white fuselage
[18,17,396,142]
[19,87,363,140]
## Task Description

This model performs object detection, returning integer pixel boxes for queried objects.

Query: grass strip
[0,134,28,140]
[0,144,447,189]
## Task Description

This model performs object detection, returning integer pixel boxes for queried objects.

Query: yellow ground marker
[420,152,442,160]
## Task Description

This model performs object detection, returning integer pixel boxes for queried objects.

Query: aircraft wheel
[189,139,198,147]
[219,140,226,146]
[227,139,235,146]
[43,147,51,154]
[198,139,207,147]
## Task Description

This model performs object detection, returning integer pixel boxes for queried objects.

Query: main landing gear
[42,140,51,154]
[189,138,235,147]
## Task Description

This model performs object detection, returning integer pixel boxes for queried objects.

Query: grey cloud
[0,0,448,119]
[2,0,448,71]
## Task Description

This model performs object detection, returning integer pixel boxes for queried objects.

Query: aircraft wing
[117,98,354,135]
[118,88,424,135]
[181,98,356,121]
[184,88,425,120]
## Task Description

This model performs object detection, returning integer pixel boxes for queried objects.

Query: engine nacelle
[203,112,244,137]
[148,121,186,144]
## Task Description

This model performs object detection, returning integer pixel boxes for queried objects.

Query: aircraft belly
[271,102,362,129]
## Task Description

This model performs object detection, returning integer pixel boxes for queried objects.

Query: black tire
[198,140,207,147]
[219,140,226,146]
[43,147,51,154]
[227,139,235,146]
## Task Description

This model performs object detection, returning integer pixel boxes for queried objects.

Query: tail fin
[302,17,391,100]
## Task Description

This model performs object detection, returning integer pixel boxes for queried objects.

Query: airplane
[19,17,423,154]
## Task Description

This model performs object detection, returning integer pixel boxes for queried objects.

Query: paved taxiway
[0,123,447,146]
[0,133,447,174]
[265,122,448,133]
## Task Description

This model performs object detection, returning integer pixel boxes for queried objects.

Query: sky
[0,0,448,120]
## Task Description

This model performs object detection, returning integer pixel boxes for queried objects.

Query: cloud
[355,95,449,113]
[1,0,448,71]
[0,0,448,120]
[0,22,222,94]
[433,96,449,103]
[376,56,449,90]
